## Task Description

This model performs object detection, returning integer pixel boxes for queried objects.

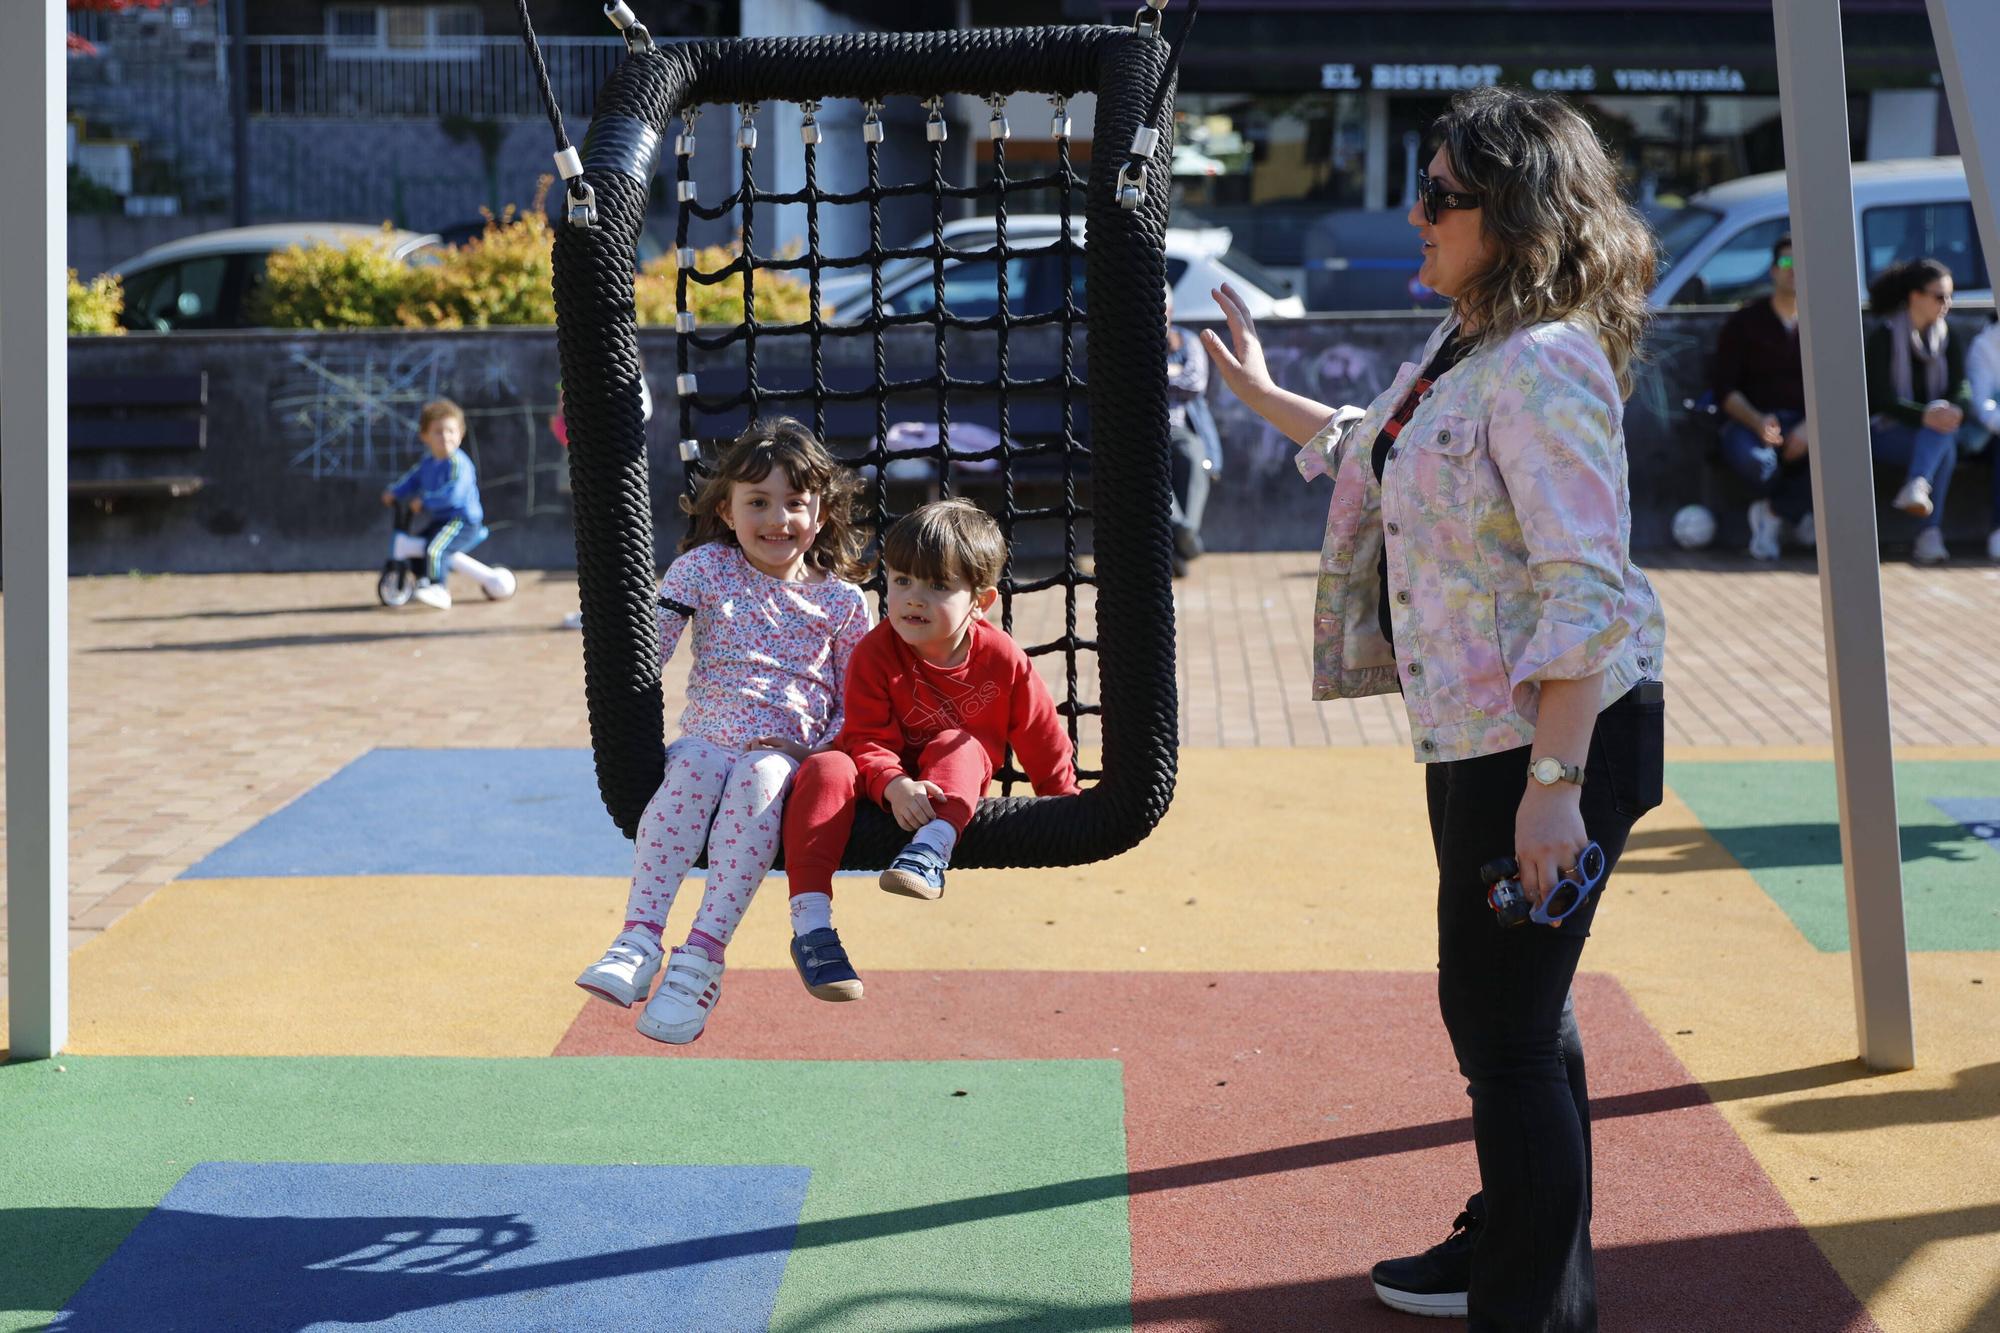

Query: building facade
[1080,0,1956,290]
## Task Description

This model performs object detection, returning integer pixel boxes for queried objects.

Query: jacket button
[1386,522,1400,535]
[1637,655,1651,668]
[1438,429,1452,445]
[1408,662,1423,677]
[1396,590,1410,604]
[1420,738,1435,752]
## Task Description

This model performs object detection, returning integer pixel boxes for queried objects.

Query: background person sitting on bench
[1866,258,1978,567]
[1711,234,1812,561]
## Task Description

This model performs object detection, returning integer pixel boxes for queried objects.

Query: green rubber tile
[1667,760,2000,952]
[0,1057,1131,1333]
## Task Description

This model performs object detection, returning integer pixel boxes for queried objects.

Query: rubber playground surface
[4,562,2000,1331]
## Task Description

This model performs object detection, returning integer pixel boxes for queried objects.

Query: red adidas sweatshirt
[836,617,1080,804]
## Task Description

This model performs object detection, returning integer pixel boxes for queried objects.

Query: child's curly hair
[680,417,868,582]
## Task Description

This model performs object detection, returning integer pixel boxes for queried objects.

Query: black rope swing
[520,3,1191,869]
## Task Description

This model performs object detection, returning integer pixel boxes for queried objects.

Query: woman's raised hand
[1200,283,1272,403]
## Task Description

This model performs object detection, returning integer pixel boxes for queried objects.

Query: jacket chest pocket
[1406,413,1485,513]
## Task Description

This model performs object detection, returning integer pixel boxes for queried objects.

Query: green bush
[634,241,817,327]
[252,224,413,329]
[398,202,556,328]
[255,183,814,330]
[67,269,124,335]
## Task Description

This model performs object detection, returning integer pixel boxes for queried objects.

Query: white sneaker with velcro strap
[574,929,663,1008]
[635,946,725,1045]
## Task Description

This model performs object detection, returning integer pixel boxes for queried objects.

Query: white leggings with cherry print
[623,735,797,952]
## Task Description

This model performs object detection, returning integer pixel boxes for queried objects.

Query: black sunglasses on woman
[1417,167,1483,225]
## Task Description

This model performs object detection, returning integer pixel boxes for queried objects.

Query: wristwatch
[1529,756,1586,788]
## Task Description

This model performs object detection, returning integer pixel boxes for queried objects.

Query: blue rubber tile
[52,1162,810,1333]
[1933,797,2000,851]
[181,749,635,878]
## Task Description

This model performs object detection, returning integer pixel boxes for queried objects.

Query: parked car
[1651,157,1991,307]
[823,215,1305,323]
[108,224,443,332]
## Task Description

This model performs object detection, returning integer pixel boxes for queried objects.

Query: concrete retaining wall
[64,310,1994,576]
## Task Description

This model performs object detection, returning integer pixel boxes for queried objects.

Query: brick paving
[3,549,1998,969]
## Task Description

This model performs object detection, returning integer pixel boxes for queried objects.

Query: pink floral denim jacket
[1295,315,1667,762]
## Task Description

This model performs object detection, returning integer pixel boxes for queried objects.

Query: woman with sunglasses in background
[1865,257,1977,565]
[1203,86,1667,1332]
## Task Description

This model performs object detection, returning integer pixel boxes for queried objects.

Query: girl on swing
[574,416,870,1045]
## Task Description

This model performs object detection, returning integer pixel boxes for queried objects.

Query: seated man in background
[1712,235,1814,560]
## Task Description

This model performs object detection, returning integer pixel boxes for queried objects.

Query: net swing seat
[527,4,1190,870]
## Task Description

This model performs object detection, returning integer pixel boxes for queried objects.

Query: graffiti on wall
[274,346,450,481]
[270,343,569,524]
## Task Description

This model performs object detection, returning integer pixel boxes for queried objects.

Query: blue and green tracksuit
[387,449,487,583]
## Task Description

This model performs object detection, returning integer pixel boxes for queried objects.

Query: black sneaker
[1370,1196,1480,1318]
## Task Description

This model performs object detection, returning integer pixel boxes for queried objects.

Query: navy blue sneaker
[880,842,948,900]
[790,927,864,1001]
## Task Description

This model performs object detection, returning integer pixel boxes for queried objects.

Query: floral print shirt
[1294,315,1667,763]
[656,542,872,753]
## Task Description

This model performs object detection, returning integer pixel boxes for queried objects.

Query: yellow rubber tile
[59,875,619,1058]
[1596,787,2000,1333]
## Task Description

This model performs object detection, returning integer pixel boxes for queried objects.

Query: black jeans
[1426,681,1665,1333]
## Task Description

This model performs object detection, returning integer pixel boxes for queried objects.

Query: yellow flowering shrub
[67,269,124,335]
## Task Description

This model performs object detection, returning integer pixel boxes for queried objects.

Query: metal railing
[246,36,628,120]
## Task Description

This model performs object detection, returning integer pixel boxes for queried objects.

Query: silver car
[107,223,443,331]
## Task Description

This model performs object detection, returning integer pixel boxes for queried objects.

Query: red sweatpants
[783,728,993,898]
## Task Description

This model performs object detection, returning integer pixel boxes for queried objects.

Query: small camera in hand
[1480,841,1608,928]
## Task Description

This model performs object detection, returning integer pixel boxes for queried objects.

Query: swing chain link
[987,93,1010,141]
[602,1,652,53]
[568,180,599,229]
[862,97,885,144]
[800,98,823,146]
[1132,0,1167,37]
[924,95,949,143]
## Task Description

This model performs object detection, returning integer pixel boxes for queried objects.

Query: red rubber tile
[559,971,1874,1331]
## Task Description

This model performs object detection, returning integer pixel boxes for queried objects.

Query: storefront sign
[1369,64,1503,92]
[1320,61,1757,96]
[1531,67,1598,92]
[1610,66,1749,92]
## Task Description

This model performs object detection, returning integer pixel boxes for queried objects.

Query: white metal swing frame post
[1771,0,1914,1070]
[2,0,69,1061]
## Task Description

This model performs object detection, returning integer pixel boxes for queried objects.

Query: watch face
[1533,758,1562,784]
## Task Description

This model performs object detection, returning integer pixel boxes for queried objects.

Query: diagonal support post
[1927,1,2000,343]
[1771,0,1914,1070]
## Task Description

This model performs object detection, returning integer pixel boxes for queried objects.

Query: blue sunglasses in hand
[1481,841,1608,928]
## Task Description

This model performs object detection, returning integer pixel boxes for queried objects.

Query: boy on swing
[781,498,1080,1000]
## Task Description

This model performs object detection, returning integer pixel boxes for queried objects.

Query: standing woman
[1866,256,1974,565]
[1204,86,1667,1331]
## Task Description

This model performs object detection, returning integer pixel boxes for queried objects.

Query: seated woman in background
[1866,257,1978,566]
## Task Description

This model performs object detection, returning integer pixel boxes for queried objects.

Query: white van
[1651,157,1990,307]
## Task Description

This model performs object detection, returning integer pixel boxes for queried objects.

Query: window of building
[327,5,483,57]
